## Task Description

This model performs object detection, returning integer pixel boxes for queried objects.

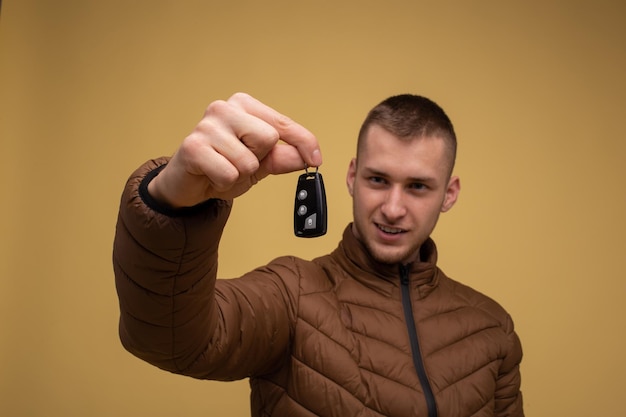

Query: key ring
[304,164,319,174]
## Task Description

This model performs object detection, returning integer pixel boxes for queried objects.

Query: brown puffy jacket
[114,159,523,417]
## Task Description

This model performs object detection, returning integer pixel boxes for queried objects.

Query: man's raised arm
[113,93,321,376]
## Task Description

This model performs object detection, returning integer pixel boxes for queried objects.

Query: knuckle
[212,168,239,192]
[259,127,281,146]
[204,99,230,118]
[181,131,205,154]
[228,92,252,105]
[195,117,219,136]
[273,113,294,131]
[236,152,260,176]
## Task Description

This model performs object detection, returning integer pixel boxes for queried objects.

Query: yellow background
[1,1,625,416]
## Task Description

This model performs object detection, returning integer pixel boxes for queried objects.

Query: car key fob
[294,167,327,238]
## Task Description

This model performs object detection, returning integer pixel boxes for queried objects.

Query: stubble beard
[354,221,422,266]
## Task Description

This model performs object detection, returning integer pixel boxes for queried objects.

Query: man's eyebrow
[361,167,386,177]
[408,175,437,184]
[362,167,437,184]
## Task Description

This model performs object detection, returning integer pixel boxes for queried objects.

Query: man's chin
[355,226,418,265]
[367,245,410,266]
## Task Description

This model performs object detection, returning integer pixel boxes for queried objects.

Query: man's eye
[369,176,386,184]
[409,183,426,190]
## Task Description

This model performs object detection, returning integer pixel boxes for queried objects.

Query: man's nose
[380,187,407,221]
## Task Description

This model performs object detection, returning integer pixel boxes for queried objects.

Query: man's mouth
[376,223,407,235]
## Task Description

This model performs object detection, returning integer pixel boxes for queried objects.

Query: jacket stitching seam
[170,218,188,372]
[290,355,386,416]
[295,317,417,394]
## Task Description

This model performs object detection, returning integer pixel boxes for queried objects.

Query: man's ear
[441,176,460,212]
[346,158,357,196]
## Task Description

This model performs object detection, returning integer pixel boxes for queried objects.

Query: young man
[114,93,523,417]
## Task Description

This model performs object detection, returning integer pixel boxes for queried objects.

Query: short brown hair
[357,94,457,174]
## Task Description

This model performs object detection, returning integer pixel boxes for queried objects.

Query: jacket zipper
[400,264,438,417]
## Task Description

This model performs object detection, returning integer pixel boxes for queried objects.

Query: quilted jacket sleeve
[495,314,524,417]
[113,158,299,380]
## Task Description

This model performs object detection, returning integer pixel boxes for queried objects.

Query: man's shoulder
[438,273,513,322]
[264,253,339,295]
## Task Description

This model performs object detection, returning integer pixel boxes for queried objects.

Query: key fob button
[304,214,317,229]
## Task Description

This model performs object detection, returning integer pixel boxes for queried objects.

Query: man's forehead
[360,126,454,176]
[361,125,446,149]
[361,129,447,157]
[358,129,450,178]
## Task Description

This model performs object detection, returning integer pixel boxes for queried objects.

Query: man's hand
[148,93,323,208]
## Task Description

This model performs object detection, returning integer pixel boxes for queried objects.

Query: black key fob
[294,167,327,238]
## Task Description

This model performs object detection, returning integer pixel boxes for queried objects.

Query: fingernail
[312,149,322,166]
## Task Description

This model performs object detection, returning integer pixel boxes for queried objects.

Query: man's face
[346,124,460,265]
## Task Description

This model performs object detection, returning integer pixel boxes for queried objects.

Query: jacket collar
[330,224,441,299]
